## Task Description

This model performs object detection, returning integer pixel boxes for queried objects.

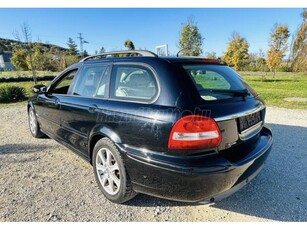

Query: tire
[28,107,45,138]
[92,137,137,203]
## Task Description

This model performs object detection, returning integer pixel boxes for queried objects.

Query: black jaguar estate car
[28,50,273,203]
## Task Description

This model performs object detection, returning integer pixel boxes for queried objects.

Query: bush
[0,75,54,83]
[276,63,293,72]
[240,62,270,72]
[0,86,27,103]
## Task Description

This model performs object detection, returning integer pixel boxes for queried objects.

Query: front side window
[73,65,107,97]
[52,69,78,95]
[110,65,158,102]
[183,64,248,101]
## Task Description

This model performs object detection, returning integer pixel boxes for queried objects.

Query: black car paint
[121,127,272,201]
[28,56,273,202]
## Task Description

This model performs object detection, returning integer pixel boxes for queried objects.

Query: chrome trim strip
[239,121,264,141]
[215,103,265,122]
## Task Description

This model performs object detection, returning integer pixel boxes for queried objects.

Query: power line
[77,33,89,57]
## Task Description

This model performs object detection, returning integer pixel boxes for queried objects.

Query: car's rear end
[121,57,273,202]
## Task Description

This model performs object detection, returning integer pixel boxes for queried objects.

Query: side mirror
[32,85,47,94]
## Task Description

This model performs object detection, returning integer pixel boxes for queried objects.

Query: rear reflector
[168,115,221,150]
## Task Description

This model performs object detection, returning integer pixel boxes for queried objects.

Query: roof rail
[79,50,158,62]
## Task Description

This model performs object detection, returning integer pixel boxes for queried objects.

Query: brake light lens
[168,115,221,150]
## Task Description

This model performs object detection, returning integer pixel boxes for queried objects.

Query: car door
[101,63,166,151]
[57,64,110,158]
[35,68,80,137]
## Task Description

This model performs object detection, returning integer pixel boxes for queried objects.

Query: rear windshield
[183,64,248,101]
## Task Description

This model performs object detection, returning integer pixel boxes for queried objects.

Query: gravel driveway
[0,105,306,222]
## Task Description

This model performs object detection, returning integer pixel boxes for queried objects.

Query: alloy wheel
[96,148,121,195]
[29,109,37,134]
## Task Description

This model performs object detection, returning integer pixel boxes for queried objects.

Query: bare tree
[13,23,37,84]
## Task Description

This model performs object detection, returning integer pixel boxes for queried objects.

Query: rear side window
[110,65,158,102]
[183,64,247,101]
[73,65,107,97]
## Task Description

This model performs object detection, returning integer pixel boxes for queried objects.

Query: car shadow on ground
[125,123,307,221]
[0,143,51,155]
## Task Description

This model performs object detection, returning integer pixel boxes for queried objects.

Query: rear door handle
[88,104,98,113]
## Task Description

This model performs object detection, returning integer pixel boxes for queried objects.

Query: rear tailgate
[215,103,265,151]
[194,99,266,154]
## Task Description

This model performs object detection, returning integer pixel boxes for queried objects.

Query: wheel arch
[27,101,35,113]
[88,126,122,164]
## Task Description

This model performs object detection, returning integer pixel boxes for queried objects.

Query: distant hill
[0,37,67,53]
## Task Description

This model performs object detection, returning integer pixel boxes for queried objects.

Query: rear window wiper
[199,89,250,97]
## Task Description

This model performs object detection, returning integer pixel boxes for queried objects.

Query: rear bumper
[119,126,273,202]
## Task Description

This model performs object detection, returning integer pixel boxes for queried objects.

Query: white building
[0,53,15,71]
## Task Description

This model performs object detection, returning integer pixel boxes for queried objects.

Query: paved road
[0,105,306,221]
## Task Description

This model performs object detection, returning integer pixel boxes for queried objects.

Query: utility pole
[77,33,89,57]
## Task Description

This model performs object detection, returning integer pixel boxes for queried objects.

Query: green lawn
[0,72,306,110]
[0,100,28,108]
[240,72,307,109]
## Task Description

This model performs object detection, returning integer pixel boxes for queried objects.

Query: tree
[13,23,37,83]
[11,48,28,70]
[205,52,217,59]
[60,56,68,70]
[223,32,249,70]
[124,40,135,50]
[99,46,106,53]
[66,37,79,55]
[60,54,80,70]
[255,49,268,72]
[256,57,266,69]
[291,9,307,72]
[266,25,290,76]
[83,50,89,57]
[178,17,203,56]
[26,44,51,71]
[47,47,65,72]
[248,52,258,63]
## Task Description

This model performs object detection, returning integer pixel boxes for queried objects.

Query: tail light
[168,115,221,150]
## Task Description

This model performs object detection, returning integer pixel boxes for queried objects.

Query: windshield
[183,64,249,101]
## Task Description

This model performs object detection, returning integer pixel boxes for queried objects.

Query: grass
[0,71,306,110]
[0,100,28,108]
[240,72,307,110]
